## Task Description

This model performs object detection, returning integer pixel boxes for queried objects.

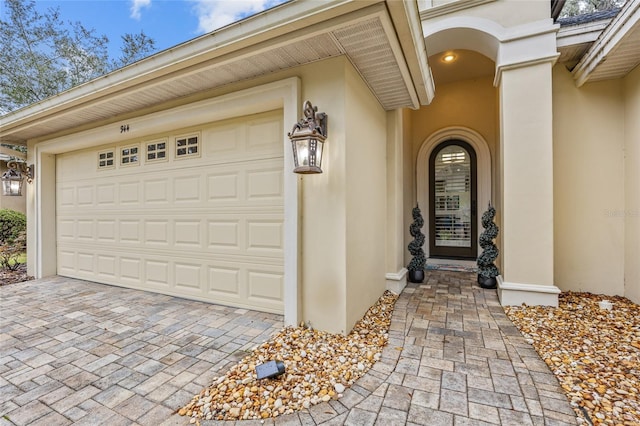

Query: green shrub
[0,209,26,244]
[0,230,26,271]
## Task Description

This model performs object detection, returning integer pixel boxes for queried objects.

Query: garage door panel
[247,168,284,201]
[174,220,204,248]
[174,175,202,203]
[145,259,170,287]
[58,220,75,240]
[143,179,169,204]
[144,220,170,246]
[77,186,95,206]
[119,220,142,243]
[247,220,284,254]
[97,220,117,242]
[174,262,203,290]
[120,257,141,283]
[97,255,117,279]
[207,220,241,251]
[248,267,284,303]
[208,266,240,296]
[56,110,284,314]
[97,184,117,206]
[120,181,141,205]
[207,173,240,201]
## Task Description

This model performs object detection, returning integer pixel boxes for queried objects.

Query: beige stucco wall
[344,61,387,331]
[407,76,498,265]
[422,0,550,30]
[624,65,640,304]
[298,56,388,334]
[552,65,625,296]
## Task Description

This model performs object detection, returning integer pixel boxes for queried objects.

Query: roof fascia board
[0,146,26,160]
[556,19,611,48]
[0,0,373,133]
[572,0,640,87]
[386,0,435,106]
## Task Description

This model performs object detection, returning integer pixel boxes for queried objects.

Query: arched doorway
[416,127,492,261]
[429,140,477,259]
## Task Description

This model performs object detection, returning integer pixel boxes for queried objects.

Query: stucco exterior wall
[624,65,640,304]
[422,0,550,29]
[344,62,387,331]
[552,65,625,296]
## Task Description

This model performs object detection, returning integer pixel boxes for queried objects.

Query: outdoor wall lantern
[1,161,34,197]
[288,100,327,174]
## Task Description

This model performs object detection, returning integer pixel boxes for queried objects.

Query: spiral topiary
[477,203,499,280]
[407,205,426,272]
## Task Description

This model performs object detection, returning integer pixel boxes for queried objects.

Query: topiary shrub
[477,203,499,289]
[407,205,426,282]
[0,209,26,244]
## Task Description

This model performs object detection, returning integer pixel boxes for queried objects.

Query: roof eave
[0,0,378,144]
[572,0,640,87]
[386,0,435,106]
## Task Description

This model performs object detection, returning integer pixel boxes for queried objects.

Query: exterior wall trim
[416,126,492,260]
[28,77,302,326]
[385,268,408,294]
[497,276,561,306]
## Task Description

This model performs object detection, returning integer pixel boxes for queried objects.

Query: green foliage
[0,231,26,271]
[0,0,156,114]
[407,205,426,272]
[0,209,26,271]
[0,209,26,243]
[560,0,626,17]
[477,204,499,278]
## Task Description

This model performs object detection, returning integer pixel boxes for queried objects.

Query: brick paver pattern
[0,271,578,425]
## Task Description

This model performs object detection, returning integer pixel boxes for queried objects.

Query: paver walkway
[0,271,578,425]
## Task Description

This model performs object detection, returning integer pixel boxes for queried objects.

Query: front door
[429,140,477,259]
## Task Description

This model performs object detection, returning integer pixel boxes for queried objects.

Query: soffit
[582,22,640,82]
[0,2,419,145]
[572,0,640,86]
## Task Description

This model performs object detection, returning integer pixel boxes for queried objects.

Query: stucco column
[385,110,408,294]
[497,61,560,306]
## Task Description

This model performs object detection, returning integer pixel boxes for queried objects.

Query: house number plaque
[120,124,130,133]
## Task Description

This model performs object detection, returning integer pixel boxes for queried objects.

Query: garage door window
[98,149,115,169]
[146,140,168,162]
[121,145,139,166]
[176,134,199,158]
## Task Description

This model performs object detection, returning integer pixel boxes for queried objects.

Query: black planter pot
[408,269,425,283]
[478,274,497,289]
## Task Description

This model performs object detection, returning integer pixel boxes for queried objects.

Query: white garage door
[56,110,285,314]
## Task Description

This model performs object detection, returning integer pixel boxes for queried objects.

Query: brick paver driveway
[1,272,578,425]
[0,276,282,425]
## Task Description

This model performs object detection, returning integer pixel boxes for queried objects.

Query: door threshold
[426,258,477,272]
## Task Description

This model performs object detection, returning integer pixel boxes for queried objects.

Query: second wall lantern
[288,100,327,174]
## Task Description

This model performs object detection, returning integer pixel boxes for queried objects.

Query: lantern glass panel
[295,139,311,167]
[2,178,23,196]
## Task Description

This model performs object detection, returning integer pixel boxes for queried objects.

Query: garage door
[56,110,285,314]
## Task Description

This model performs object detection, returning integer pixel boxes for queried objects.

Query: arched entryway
[429,140,477,259]
[417,127,492,260]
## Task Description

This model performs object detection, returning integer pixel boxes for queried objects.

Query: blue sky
[31,0,288,58]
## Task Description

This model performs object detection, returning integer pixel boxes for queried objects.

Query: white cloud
[192,0,286,33]
[130,0,152,20]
